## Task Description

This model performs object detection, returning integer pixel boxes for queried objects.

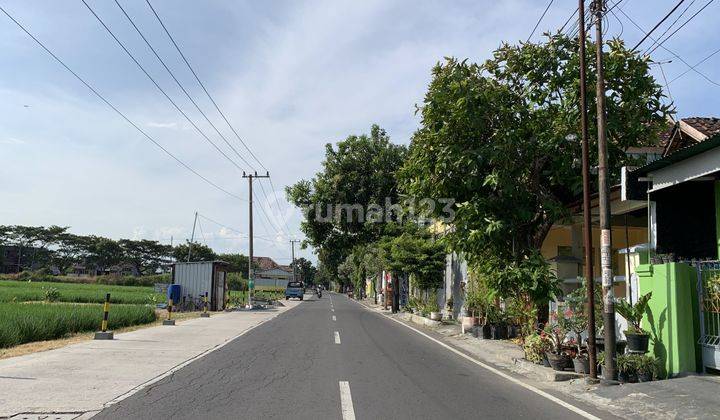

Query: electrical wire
[144,0,265,171]
[143,0,294,236]
[527,0,555,42]
[0,5,245,202]
[646,0,715,56]
[617,6,720,87]
[630,0,686,51]
[642,0,697,55]
[113,0,254,170]
[668,47,720,84]
[81,0,246,173]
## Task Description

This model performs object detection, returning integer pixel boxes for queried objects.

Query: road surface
[94,292,613,419]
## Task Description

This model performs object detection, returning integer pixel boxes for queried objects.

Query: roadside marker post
[201,292,210,317]
[94,293,114,340]
[163,298,176,326]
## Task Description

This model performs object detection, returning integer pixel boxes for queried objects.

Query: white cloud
[0,137,26,144]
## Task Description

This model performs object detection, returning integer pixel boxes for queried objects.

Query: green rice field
[0,302,156,348]
[0,280,163,304]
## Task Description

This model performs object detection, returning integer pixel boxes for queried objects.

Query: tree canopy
[400,34,671,280]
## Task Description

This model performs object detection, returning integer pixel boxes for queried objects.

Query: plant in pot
[543,314,570,371]
[523,332,553,365]
[617,353,639,383]
[489,307,508,340]
[596,351,605,377]
[616,292,653,353]
[559,305,590,374]
[445,296,454,320]
[636,354,658,382]
[427,292,442,321]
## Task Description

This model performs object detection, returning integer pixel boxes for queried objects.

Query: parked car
[285,281,305,300]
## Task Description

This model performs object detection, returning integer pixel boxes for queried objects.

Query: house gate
[696,261,720,371]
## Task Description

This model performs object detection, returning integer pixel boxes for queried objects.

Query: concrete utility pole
[578,0,598,381]
[187,211,198,262]
[592,0,617,381]
[243,171,270,308]
[290,239,300,282]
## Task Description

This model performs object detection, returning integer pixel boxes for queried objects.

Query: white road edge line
[339,381,356,420]
[103,302,300,409]
[334,331,341,344]
[354,301,601,420]
[332,315,337,321]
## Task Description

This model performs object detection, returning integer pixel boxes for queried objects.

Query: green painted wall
[715,181,720,259]
[636,262,701,377]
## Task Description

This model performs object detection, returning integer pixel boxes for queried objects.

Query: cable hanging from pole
[0,5,246,203]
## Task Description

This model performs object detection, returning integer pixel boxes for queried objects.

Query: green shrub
[42,286,60,302]
[0,302,156,348]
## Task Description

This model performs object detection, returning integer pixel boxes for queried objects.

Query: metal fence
[694,261,720,371]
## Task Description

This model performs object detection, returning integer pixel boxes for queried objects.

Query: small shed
[171,261,229,311]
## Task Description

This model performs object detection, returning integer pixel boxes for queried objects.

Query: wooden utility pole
[187,211,198,262]
[243,171,270,308]
[578,0,598,380]
[290,239,300,282]
[592,0,617,381]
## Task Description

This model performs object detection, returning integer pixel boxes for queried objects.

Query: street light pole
[592,0,617,381]
[578,0,598,380]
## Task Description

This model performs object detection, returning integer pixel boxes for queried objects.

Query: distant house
[103,263,139,277]
[252,256,293,289]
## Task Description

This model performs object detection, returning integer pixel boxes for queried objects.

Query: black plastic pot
[573,357,590,374]
[618,371,638,383]
[481,324,492,339]
[546,352,570,371]
[491,325,508,340]
[542,353,551,367]
[637,371,653,382]
[625,333,650,353]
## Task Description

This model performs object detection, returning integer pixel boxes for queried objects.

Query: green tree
[400,34,670,292]
[119,239,173,275]
[173,241,217,263]
[290,257,317,285]
[218,253,251,274]
[286,125,407,281]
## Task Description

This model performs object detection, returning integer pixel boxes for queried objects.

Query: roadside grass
[0,308,200,359]
[0,302,156,348]
[0,280,163,304]
[228,288,285,306]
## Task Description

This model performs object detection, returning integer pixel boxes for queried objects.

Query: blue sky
[1,0,718,264]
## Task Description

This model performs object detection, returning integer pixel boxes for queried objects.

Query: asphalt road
[95,292,612,420]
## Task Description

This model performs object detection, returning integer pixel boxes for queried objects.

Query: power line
[631,0,685,51]
[113,0,254,170]
[81,0,246,173]
[527,0,555,42]
[0,5,245,202]
[197,213,277,243]
[669,47,720,84]
[646,0,715,56]
[642,0,697,55]
[257,179,292,237]
[144,0,266,171]
[617,6,720,87]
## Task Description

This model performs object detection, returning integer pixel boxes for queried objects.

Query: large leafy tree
[173,241,217,263]
[400,34,671,278]
[287,125,407,280]
[290,257,317,285]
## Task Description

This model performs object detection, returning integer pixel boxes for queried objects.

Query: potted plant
[596,351,605,377]
[617,353,639,383]
[427,292,442,321]
[616,292,653,353]
[543,316,570,371]
[489,308,508,340]
[523,333,553,364]
[444,296,454,320]
[636,354,658,382]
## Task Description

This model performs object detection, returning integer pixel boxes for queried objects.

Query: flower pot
[462,316,476,330]
[573,357,590,374]
[429,311,442,321]
[545,352,570,371]
[542,353,551,367]
[508,325,518,339]
[637,371,653,382]
[618,371,638,383]
[625,332,650,353]
[481,324,492,339]
[491,325,508,340]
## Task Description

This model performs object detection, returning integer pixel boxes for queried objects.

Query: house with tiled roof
[660,116,720,156]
